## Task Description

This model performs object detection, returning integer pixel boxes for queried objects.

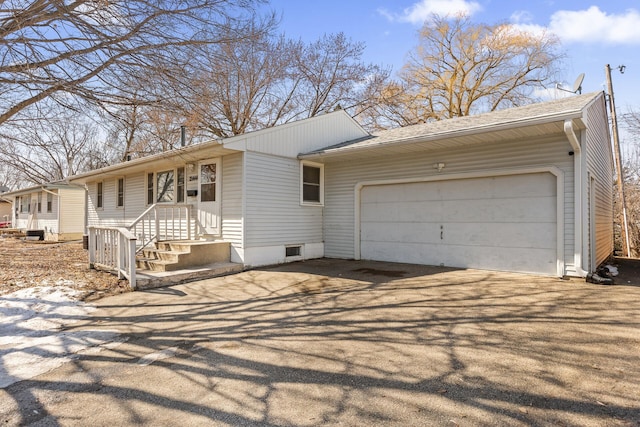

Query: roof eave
[300,110,586,160]
[68,139,232,183]
[0,182,82,198]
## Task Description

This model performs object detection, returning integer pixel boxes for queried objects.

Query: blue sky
[267,0,639,118]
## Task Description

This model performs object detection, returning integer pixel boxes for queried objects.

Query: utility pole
[605,64,631,257]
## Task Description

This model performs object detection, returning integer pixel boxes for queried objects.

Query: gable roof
[301,92,605,160]
[0,182,85,198]
[69,109,366,184]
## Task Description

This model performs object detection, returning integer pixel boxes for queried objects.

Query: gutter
[301,111,586,160]
[564,119,589,278]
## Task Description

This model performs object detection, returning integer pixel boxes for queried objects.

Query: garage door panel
[438,245,557,275]
[438,178,494,200]
[484,196,556,222]
[362,183,441,203]
[493,174,556,198]
[443,222,556,249]
[361,241,440,266]
[441,196,556,223]
[360,172,558,275]
[360,201,441,222]
[361,222,440,244]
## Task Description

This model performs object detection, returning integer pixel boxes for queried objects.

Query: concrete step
[140,248,188,263]
[135,262,243,290]
[136,240,231,272]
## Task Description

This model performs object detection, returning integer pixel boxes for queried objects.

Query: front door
[198,158,221,236]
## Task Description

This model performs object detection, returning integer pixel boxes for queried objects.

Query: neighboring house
[0,186,11,227]
[1,183,86,241]
[69,91,613,282]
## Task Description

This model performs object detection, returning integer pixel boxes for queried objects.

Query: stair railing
[128,203,193,252]
[88,204,193,289]
[88,226,137,289]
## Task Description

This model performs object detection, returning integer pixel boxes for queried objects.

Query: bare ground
[0,236,131,301]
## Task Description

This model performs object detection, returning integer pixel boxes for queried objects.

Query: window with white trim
[116,178,125,208]
[156,170,174,203]
[177,167,185,203]
[147,173,154,205]
[20,195,31,213]
[301,162,324,205]
[46,192,53,213]
[97,182,103,209]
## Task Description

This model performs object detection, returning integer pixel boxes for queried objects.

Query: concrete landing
[135,262,243,290]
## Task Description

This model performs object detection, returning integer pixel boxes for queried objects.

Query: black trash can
[26,230,45,241]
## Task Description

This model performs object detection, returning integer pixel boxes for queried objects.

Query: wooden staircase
[134,240,243,289]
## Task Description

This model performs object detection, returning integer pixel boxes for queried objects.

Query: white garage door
[360,173,558,275]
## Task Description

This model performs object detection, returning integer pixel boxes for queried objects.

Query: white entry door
[198,158,221,236]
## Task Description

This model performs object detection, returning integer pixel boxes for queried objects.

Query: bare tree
[152,31,390,138]
[365,14,563,129]
[292,33,390,121]
[620,109,640,256]
[0,104,109,184]
[0,0,269,126]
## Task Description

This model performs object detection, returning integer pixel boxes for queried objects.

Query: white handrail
[129,203,157,229]
[128,203,192,245]
[88,226,137,289]
[89,204,193,289]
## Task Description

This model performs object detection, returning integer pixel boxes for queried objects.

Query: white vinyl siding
[125,173,145,223]
[323,136,575,272]
[223,110,368,157]
[585,97,614,266]
[244,152,323,247]
[57,188,85,236]
[221,152,244,248]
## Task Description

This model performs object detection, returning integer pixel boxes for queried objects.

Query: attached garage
[302,92,614,278]
[358,171,561,275]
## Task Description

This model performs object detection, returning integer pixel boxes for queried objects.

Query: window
[301,162,323,204]
[285,245,302,257]
[200,163,216,202]
[117,178,124,208]
[147,173,154,205]
[96,182,103,209]
[47,192,53,213]
[177,167,185,203]
[20,195,31,213]
[156,170,174,203]
[37,192,42,213]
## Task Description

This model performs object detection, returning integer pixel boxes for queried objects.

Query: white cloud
[507,22,548,38]
[510,10,534,24]
[379,0,482,24]
[549,6,640,44]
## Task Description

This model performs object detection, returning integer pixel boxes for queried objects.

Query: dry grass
[0,235,131,301]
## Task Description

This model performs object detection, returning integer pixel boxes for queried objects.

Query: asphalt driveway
[2,259,640,426]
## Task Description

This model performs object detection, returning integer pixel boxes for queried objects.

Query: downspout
[564,119,589,277]
[83,184,89,240]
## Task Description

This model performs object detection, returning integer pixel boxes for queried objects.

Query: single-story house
[1,183,86,241]
[0,187,11,227]
[69,91,613,278]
